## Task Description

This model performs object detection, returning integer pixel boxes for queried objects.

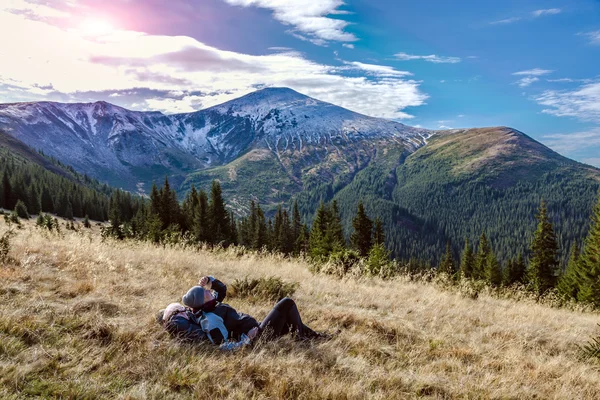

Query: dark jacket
[164,310,207,343]
[196,278,259,343]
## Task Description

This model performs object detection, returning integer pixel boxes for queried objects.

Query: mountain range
[1,88,598,264]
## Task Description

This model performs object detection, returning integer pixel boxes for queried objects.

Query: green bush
[4,211,20,226]
[0,231,14,264]
[230,276,298,303]
[14,200,29,219]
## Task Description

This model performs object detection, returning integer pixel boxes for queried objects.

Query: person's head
[160,303,186,324]
[182,286,215,312]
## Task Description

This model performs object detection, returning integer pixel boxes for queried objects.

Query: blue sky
[0,0,599,166]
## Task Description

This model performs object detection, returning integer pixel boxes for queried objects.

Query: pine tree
[83,214,91,229]
[292,201,303,253]
[503,253,526,286]
[193,189,210,243]
[527,200,559,296]
[439,241,456,275]
[309,201,329,260]
[350,201,373,257]
[209,180,230,245]
[14,200,29,219]
[327,200,345,249]
[2,171,13,210]
[557,243,581,300]
[254,204,267,250]
[460,238,475,279]
[229,211,238,245]
[485,250,503,287]
[577,195,600,306]
[474,233,490,280]
[373,217,385,246]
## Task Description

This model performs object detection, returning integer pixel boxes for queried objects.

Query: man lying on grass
[157,276,327,350]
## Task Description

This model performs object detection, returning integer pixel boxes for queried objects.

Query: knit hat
[182,286,206,310]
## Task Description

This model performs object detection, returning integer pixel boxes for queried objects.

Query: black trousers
[259,297,316,339]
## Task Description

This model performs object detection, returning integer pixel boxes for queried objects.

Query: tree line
[433,198,600,307]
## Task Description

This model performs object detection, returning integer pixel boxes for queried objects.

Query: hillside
[1,220,600,398]
[326,127,600,264]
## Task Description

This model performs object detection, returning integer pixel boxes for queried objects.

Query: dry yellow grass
[1,218,600,399]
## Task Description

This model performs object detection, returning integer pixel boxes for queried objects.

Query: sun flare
[80,19,114,36]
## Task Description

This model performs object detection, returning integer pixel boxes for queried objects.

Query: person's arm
[200,276,227,302]
[225,307,259,337]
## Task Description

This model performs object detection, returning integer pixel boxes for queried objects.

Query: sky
[0,0,599,166]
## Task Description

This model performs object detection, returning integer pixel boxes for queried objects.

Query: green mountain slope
[335,127,600,264]
[183,126,599,266]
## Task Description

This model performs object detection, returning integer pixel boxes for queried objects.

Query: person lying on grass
[157,276,326,350]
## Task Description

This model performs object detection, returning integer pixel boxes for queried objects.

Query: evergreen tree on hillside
[292,201,303,253]
[439,241,456,275]
[229,211,238,245]
[557,243,582,300]
[485,250,503,287]
[503,253,526,286]
[460,238,475,279]
[40,186,54,213]
[193,189,210,243]
[254,204,267,249]
[576,195,600,306]
[527,200,559,295]
[350,201,373,257]
[14,200,29,219]
[328,200,346,248]
[2,171,13,210]
[474,233,490,280]
[209,180,230,245]
[309,201,330,260]
[373,217,385,246]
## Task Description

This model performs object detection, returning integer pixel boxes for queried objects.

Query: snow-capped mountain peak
[0,88,432,191]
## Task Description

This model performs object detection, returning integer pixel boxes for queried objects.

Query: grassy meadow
[1,218,600,399]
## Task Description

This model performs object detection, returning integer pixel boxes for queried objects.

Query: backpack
[164,309,208,343]
[198,311,229,344]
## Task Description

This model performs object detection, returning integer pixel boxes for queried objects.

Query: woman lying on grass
[157,276,327,350]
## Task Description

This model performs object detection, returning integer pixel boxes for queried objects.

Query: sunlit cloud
[222,0,357,44]
[0,5,426,119]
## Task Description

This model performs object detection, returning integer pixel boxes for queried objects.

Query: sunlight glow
[80,19,114,36]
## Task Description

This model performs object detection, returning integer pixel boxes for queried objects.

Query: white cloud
[512,69,552,87]
[222,0,357,44]
[580,30,600,45]
[516,76,539,87]
[0,6,426,119]
[547,78,593,83]
[535,82,600,123]
[489,17,522,25]
[541,128,600,154]
[531,8,561,17]
[394,52,461,64]
[342,61,412,77]
[513,68,553,76]
[342,43,354,49]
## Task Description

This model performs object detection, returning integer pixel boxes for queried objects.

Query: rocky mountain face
[0,88,431,193]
